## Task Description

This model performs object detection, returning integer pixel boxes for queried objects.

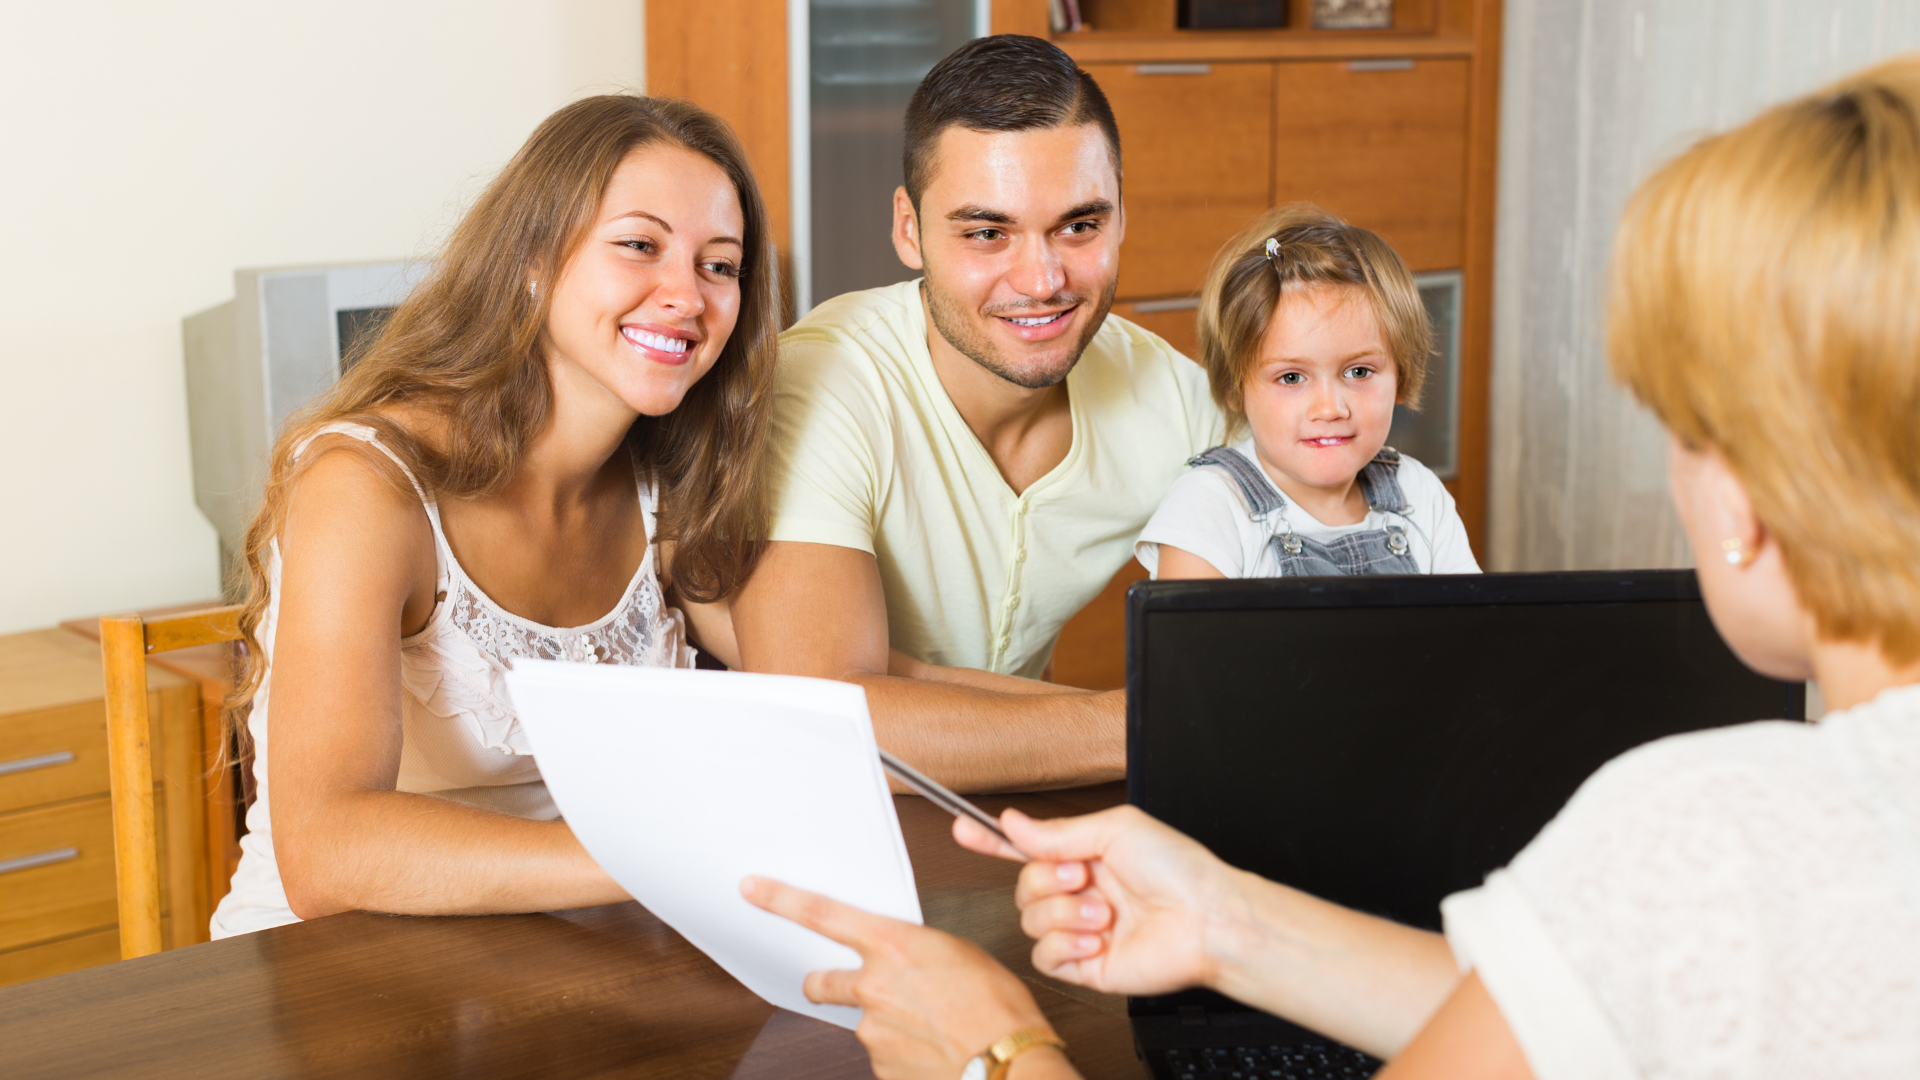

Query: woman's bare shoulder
[273,445,439,631]
[287,404,443,503]
[279,427,435,567]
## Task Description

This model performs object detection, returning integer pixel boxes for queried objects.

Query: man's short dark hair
[903,35,1122,209]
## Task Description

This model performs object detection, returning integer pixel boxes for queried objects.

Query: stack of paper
[503,660,922,1029]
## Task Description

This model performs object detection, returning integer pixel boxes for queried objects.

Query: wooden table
[0,785,1146,1079]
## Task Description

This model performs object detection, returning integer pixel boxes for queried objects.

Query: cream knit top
[210,422,694,937]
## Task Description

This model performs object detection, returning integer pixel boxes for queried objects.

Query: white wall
[0,1,644,633]
[1489,1,1920,572]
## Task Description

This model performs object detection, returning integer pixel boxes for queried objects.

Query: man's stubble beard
[922,273,1118,391]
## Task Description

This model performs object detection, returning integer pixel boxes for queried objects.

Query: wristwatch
[961,1026,1068,1080]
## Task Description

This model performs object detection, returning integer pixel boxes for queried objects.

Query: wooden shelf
[1055,29,1475,63]
[1034,0,1475,63]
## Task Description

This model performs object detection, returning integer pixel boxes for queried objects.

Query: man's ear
[891,186,925,271]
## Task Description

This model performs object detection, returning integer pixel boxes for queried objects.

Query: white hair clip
[1265,237,1281,260]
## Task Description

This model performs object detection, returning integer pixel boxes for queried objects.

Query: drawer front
[1272,58,1471,272]
[1112,299,1202,362]
[1085,61,1276,301]
[0,699,110,815]
[0,926,119,990]
[0,796,118,952]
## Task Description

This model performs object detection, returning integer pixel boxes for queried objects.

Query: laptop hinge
[1177,1005,1206,1027]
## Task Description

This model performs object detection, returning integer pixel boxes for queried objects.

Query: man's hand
[740,875,1075,1080]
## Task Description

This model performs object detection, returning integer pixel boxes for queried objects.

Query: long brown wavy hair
[227,95,776,727]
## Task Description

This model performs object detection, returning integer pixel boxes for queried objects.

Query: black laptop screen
[1127,572,1804,937]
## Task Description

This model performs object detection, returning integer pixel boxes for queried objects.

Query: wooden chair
[99,605,243,960]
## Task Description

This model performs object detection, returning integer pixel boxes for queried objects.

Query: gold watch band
[985,1026,1068,1080]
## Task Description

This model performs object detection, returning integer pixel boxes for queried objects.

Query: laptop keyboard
[1159,1043,1381,1079]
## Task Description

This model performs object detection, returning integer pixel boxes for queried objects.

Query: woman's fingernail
[1078,935,1100,954]
[1080,901,1103,923]
[1056,862,1078,884]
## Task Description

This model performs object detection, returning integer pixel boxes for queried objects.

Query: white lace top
[1442,683,1920,1079]
[210,422,695,938]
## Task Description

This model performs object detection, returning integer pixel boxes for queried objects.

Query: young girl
[1136,206,1479,579]
[209,95,776,936]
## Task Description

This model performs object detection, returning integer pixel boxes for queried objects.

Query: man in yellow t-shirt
[732,35,1222,793]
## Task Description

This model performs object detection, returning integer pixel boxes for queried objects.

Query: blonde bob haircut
[1610,55,1920,663]
[1196,204,1431,442]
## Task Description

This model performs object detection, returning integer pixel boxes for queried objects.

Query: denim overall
[1187,445,1423,576]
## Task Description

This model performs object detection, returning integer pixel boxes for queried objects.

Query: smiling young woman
[208,95,777,937]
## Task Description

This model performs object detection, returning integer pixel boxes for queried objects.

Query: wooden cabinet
[1111,298,1202,359]
[0,629,214,988]
[1087,61,1275,300]
[1272,58,1470,271]
[0,797,118,952]
[1096,55,1472,301]
[1090,56,1473,294]
[1043,0,1503,690]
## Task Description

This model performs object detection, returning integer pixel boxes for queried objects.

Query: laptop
[1124,570,1805,1080]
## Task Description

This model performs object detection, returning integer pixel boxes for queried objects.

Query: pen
[878,749,1029,861]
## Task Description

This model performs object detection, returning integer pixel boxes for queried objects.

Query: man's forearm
[889,650,1091,696]
[852,673,1125,793]
[1206,868,1460,1060]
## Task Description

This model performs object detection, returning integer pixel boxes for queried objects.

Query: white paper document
[503,659,922,1029]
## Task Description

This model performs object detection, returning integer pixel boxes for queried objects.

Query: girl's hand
[955,805,1240,997]
[740,876,1063,1080]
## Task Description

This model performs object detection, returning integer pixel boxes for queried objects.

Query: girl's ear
[1386,361,1407,406]
[1225,380,1251,439]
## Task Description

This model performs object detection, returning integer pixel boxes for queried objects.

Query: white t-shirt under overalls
[1135,437,1480,577]
[210,422,696,938]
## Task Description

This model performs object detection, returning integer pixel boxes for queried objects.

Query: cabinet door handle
[1136,63,1211,76]
[0,750,76,777]
[1134,297,1201,313]
[1348,58,1415,72]
[0,847,79,876]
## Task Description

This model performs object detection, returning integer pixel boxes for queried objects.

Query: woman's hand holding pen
[963,806,1462,1060]
[953,805,1242,997]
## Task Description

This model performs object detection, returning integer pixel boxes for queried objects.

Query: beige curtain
[1488,1,1920,572]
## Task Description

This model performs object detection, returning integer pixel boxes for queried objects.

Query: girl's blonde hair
[228,95,778,724]
[1610,55,1920,663]
[1196,204,1431,442]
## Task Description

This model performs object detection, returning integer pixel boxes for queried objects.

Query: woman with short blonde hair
[742,55,1920,1080]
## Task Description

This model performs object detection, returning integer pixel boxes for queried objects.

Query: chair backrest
[99,605,242,960]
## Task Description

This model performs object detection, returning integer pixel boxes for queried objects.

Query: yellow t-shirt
[767,280,1223,678]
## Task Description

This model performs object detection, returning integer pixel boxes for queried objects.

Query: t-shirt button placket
[997,497,1030,669]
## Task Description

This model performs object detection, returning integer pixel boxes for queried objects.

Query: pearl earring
[1722,538,1748,566]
